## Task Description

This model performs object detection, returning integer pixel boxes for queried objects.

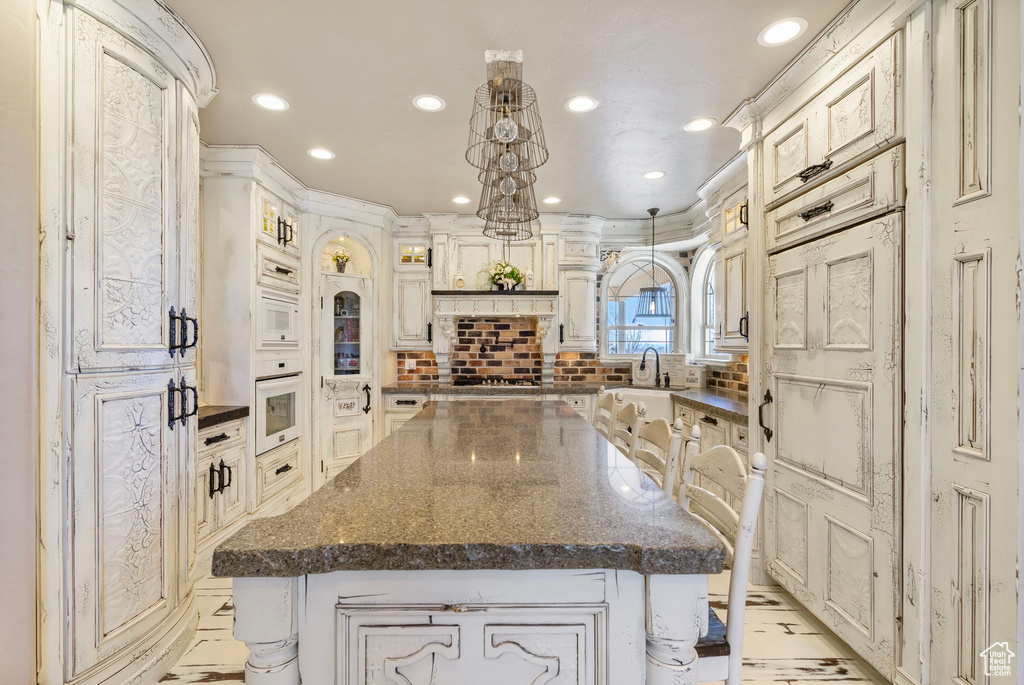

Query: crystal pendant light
[633,207,674,322]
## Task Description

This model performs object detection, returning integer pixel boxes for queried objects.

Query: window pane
[607,327,673,355]
[606,261,677,354]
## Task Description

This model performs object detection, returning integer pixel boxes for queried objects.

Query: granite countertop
[198,404,250,430]
[669,388,748,421]
[213,400,726,578]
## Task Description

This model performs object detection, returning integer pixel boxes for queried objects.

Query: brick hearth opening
[451,317,541,383]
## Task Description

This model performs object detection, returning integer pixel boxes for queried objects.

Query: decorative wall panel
[955,0,992,203]
[773,123,808,188]
[774,490,809,583]
[333,428,363,459]
[953,250,990,460]
[953,485,989,685]
[774,269,807,348]
[826,251,873,348]
[827,73,875,155]
[825,517,874,635]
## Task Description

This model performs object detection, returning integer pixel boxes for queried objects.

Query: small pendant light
[633,207,674,322]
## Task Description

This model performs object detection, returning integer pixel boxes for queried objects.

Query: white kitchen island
[212,401,725,684]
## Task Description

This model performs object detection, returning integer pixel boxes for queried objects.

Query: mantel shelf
[431,290,559,296]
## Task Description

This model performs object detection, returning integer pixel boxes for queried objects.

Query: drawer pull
[204,432,230,446]
[700,415,719,426]
[798,159,833,182]
[395,399,418,406]
[274,266,293,275]
[275,463,293,476]
[279,362,286,368]
[798,200,835,222]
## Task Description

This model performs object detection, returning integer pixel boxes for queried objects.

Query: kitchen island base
[233,569,709,685]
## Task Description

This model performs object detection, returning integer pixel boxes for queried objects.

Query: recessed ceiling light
[412,94,446,111]
[757,17,808,46]
[252,93,289,111]
[451,196,472,204]
[564,95,599,113]
[307,148,335,160]
[542,196,562,204]
[642,170,666,180]
[682,117,717,132]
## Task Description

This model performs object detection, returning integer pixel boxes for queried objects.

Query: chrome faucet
[639,347,662,387]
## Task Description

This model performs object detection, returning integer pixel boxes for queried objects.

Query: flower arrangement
[331,247,352,272]
[488,260,524,290]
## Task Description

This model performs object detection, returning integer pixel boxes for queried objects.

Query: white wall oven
[257,288,300,349]
[255,374,302,455]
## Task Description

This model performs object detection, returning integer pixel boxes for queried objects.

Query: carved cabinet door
[175,83,201,368]
[69,10,181,373]
[762,213,901,675]
[69,369,179,678]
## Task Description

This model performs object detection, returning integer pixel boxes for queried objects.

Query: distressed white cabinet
[558,271,598,351]
[762,32,903,207]
[383,394,428,437]
[195,419,248,553]
[713,242,749,352]
[258,187,300,256]
[393,274,431,349]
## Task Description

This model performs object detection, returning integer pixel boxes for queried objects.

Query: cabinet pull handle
[739,201,749,227]
[274,266,293,275]
[427,321,432,343]
[277,216,286,245]
[362,383,372,414]
[559,323,564,344]
[797,159,833,183]
[208,462,219,498]
[798,200,834,222]
[287,219,295,245]
[427,247,432,268]
[178,379,199,427]
[699,415,719,426]
[739,313,749,341]
[179,308,198,356]
[395,399,417,406]
[218,459,232,492]
[758,389,774,443]
[275,463,293,475]
[168,379,181,429]
[169,307,180,357]
[204,432,229,446]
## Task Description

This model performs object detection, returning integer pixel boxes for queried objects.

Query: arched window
[604,256,685,356]
[688,243,726,359]
[703,265,716,356]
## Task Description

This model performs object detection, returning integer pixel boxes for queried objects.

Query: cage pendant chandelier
[634,207,675,322]
[467,51,548,242]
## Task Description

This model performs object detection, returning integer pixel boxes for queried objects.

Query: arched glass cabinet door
[332,290,362,375]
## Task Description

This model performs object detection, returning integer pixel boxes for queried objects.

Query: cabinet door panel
[195,458,217,548]
[71,10,178,372]
[721,247,748,349]
[176,84,200,367]
[394,275,430,348]
[218,443,248,528]
[560,272,597,351]
[71,370,177,676]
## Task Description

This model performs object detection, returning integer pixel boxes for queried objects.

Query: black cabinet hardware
[278,362,286,368]
[426,322,432,343]
[395,399,418,406]
[274,266,293,275]
[362,383,371,414]
[758,389,773,443]
[287,219,295,245]
[178,378,198,427]
[208,462,219,498]
[700,415,718,426]
[167,379,180,429]
[275,463,293,476]
[179,308,198,356]
[169,307,180,357]
[739,313,749,341]
[204,432,229,446]
[798,200,834,222]
[218,459,232,492]
[559,323,564,344]
[277,216,289,247]
[739,201,749,227]
[427,247,432,268]
[798,159,833,183]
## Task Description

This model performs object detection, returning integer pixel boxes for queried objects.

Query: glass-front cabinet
[319,273,374,489]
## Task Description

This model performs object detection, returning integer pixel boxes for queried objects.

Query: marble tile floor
[161,572,886,684]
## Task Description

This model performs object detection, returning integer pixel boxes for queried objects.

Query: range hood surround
[431,290,559,384]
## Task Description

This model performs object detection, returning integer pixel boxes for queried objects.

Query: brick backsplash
[395,351,439,383]
[705,355,749,396]
[450,317,542,383]
[554,352,632,383]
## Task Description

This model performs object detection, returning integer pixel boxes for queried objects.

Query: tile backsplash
[450,317,541,383]
[705,355,749,396]
[553,352,632,383]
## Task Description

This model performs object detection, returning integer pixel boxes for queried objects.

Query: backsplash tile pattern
[553,352,632,383]
[705,355,749,396]
[396,351,439,383]
[450,318,542,383]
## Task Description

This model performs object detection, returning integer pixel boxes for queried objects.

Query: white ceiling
[171,0,848,218]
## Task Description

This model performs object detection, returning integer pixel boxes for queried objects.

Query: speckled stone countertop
[197,404,249,430]
[381,382,609,395]
[212,401,725,578]
[670,389,749,422]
